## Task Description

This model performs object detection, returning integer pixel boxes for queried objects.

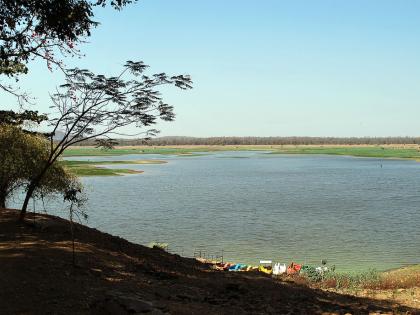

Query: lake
[37,152,420,271]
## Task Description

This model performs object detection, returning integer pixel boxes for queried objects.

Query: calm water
[30,152,420,271]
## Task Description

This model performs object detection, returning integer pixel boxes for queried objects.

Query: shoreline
[63,144,420,161]
[0,208,418,313]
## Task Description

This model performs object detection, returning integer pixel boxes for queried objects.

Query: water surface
[38,152,420,271]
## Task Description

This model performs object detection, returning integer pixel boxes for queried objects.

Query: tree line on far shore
[76,136,420,146]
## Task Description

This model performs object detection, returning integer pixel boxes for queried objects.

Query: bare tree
[19,60,192,219]
[64,187,87,266]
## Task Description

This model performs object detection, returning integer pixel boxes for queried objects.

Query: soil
[0,209,418,315]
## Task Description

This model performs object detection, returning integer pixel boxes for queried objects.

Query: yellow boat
[258,260,273,275]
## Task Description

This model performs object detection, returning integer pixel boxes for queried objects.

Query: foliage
[0,0,136,102]
[36,160,82,200]
[0,0,136,75]
[19,61,192,218]
[0,125,32,207]
[49,61,192,149]
[300,266,324,282]
[297,266,419,291]
[0,125,80,208]
[0,110,48,126]
[149,242,169,251]
[313,269,382,290]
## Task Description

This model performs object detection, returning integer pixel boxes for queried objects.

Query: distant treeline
[77,136,420,146]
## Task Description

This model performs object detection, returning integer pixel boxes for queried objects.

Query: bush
[319,269,381,290]
[0,125,82,208]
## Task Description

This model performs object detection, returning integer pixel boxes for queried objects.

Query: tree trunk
[0,187,7,209]
[20,182,37,221]
[0,195,5,209]
[20,161,53,221]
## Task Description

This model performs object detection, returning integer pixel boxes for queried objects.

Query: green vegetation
[148,242,169,251]
[379,264,420,289]
[269,146,420,160]
[62,159,166,176]
[320,269,381,290]
[66,167,142,177]
[63,160,166,166]
[301,265,420,290]
[61,145,283,157]
[63,145,420,161]
[63,147,212,157]
[0,125,80,208]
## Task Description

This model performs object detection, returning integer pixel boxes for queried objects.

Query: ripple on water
[22,152,420,272]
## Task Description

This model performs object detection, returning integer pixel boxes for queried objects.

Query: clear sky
[3,0,420,137]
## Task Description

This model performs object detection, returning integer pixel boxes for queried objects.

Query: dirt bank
[0,209,418,314]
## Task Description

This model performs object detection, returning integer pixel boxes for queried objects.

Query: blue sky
[4,0,420,137]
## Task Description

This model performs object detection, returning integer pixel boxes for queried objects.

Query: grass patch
[63,145,420,160]
[63,147,209,157]
[299,265,420,290]
[378,264,420,289]
[319,269,382,290]
[175,153,205,157]
[63,146,273,157]
[61,159,165,176]
[269,146,420,160]
[63,160,166,166]
[67,166,143,176]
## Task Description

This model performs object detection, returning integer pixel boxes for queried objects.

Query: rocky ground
[0,209,418,314]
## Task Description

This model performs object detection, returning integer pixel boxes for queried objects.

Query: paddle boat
[258,260,273,275]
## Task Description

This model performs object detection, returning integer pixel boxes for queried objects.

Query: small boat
[258,260,273,275]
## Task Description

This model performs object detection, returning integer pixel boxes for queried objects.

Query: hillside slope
[0,209,418,314]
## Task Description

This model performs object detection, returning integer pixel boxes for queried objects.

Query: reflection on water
[27,152,420,271]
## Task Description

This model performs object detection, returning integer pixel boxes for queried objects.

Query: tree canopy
[0,124,81,209]
[0,110,48,126]
[0,0,136,74]
[18,61,192,218]
[0,0,137,101]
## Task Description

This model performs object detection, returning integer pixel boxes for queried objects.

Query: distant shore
[64,144,420,161]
